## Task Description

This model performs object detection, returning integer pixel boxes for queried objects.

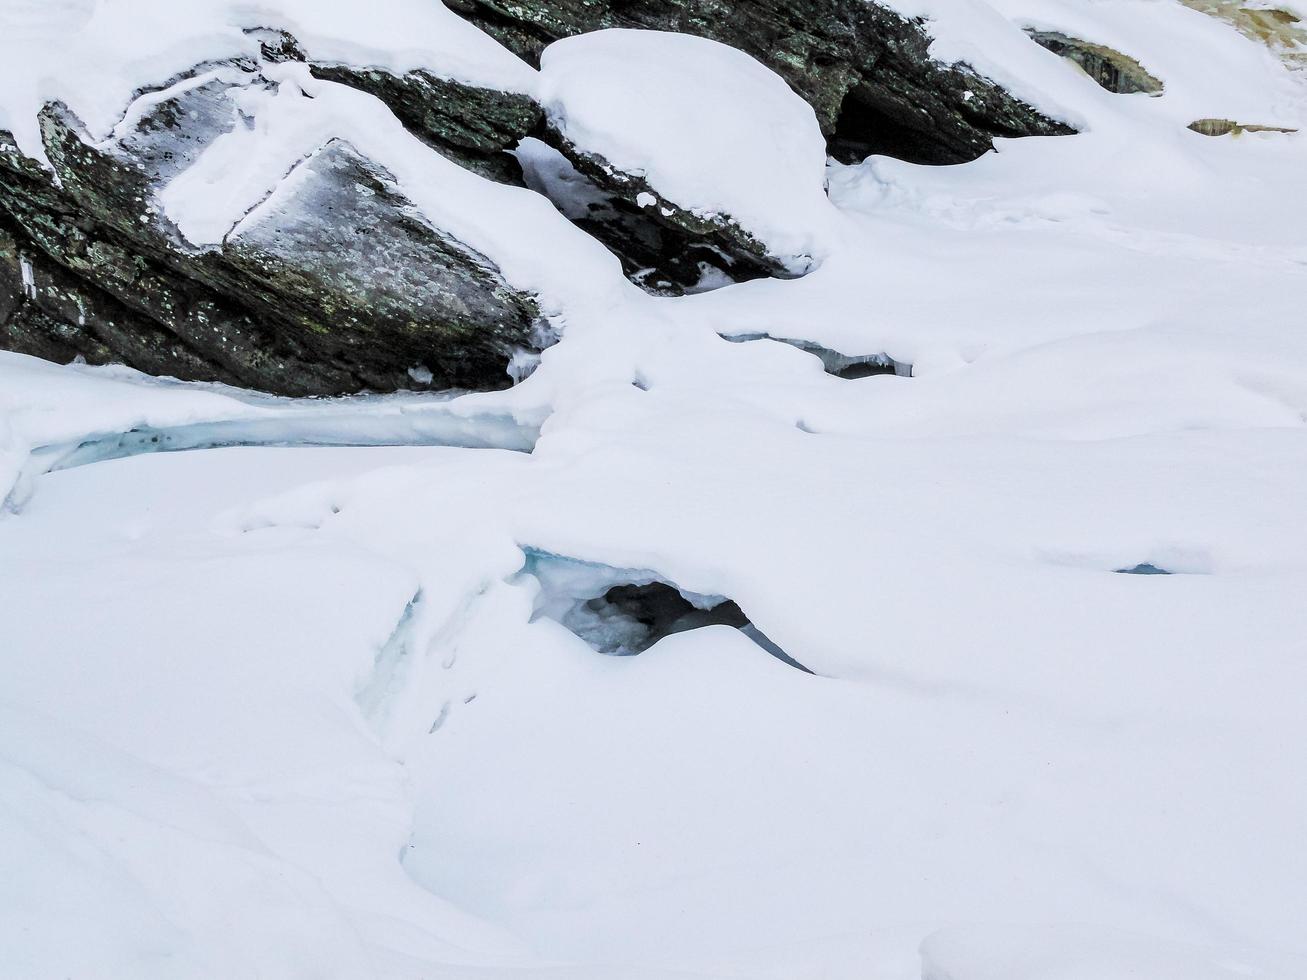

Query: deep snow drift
[2,1,1307,978]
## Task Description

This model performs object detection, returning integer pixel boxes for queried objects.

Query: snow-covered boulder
[454,0,1074,164]
[0,53,548,396]
[537,30,833,280]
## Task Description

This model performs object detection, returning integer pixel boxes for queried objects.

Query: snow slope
[3,0,1307,978]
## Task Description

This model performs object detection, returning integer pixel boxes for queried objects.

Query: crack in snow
[3,409,539,515]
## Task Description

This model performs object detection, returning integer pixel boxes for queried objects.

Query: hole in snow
[723,333,911,379]
[520,549,811,672]
[1025,30,1164,96]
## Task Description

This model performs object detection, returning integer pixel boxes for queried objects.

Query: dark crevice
[829,85,963,166]
[521,550,811,672]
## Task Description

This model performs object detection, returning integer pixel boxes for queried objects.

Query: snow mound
[538,28,838,265]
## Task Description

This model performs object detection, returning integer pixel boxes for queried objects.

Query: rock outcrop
[446,0,1074,165]
[1027,31,1164,95]
[308,64,543,185]
[0,63,546,396]
[3,3,1082,383]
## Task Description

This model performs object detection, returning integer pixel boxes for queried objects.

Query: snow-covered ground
[3,0,1307,977]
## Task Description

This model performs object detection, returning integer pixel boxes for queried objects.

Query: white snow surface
[3,1,1307,978]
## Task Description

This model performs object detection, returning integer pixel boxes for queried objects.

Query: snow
[4,0,1307,978]
[0,0,532,166]
[538,29,839,265]
[919,925,1304,980]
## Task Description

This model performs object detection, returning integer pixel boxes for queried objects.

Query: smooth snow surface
[3,1,1307,978]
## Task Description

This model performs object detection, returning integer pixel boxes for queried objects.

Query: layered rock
[0,61,546,396]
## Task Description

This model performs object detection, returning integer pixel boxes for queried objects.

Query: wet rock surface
[450,0,1074,165]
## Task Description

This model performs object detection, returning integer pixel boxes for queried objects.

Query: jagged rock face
[0,65,546,396]
[1027,31,1164,96]
[447,0,1074,165]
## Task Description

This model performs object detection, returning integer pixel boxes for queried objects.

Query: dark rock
[1027,31,1163,95]
[309,64,543,183]
[305,58,793,293]
[451,0,1074,165]
[0,217,240,382]
[222,138,541,388]
[1115,563,1172,575]
[0,64,548,395]
[245,27,309,64]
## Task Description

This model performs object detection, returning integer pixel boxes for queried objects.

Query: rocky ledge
[2,3,1075,392]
